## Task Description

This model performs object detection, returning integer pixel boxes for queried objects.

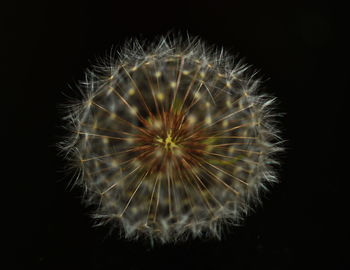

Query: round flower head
[60,35,282,243]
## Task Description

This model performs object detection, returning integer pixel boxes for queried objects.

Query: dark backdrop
[4,0,346,269]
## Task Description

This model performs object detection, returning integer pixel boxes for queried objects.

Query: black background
[4,0,347,269]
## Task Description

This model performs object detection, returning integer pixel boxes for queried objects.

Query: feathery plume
[59,35,283,243]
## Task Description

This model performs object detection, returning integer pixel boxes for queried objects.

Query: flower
[60,35,282,243]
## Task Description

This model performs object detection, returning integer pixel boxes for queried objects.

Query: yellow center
[156,131,178,151]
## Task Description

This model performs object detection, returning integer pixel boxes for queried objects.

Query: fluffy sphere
[60,36,282,243]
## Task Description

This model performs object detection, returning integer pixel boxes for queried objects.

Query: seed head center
[156,131,178,151]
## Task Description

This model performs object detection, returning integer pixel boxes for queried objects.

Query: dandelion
[59,35,282,243]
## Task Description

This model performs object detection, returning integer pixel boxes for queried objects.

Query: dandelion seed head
[60,35,283,243]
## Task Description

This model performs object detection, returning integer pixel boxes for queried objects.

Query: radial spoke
[178,64,201,112]
[101,165,141,195]
[91,101,151,136]
[120,170,149,217]
[194,155,248,186]
[145,174,160,226]
[181,158,222,211]
[80,122,138,138]
[121,66,153,118]
[142,65,161,116]
[170,56,185,112]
